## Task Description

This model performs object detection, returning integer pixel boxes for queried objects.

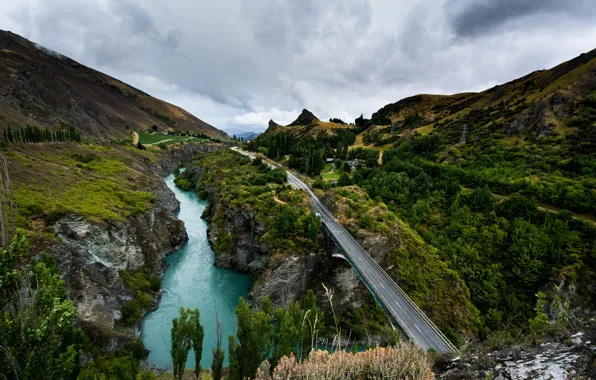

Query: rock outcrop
[436,327,596,379]
[202,187,325,308]
[49,176,187,334]
[153,142,230,176]
[288,109,319,127]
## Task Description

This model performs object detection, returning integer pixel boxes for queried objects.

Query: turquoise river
[142,174,252,370]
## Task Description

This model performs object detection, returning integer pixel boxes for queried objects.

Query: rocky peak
[288,109,319,127]
[269,119,282,129]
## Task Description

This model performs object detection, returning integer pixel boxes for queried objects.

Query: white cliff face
[55,214,145,270]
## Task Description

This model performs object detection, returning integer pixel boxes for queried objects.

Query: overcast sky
[2,0,596,134]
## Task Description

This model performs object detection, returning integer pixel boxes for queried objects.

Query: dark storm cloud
[445,0,596,37]
[2,0,596,132]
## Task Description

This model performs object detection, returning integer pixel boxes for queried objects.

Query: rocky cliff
[47,172,186,346]
[27,142,230,348]
[198,176,318,308]
[187,151,390,333]
[152,141,229,176]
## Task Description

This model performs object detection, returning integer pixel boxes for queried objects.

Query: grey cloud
[445,0,596,38]
[1,0,595,133]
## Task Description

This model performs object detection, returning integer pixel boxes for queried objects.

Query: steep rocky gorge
[40,143,226,347]
[197,160,476,340]
[191,157,406,334]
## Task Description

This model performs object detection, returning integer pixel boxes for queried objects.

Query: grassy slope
[6,143,159,230]
[0,30,227,139]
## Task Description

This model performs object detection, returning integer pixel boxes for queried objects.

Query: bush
[274,205,299,236]
[130,339,147,360]
[122,299,142,325]
[149,276,161,292]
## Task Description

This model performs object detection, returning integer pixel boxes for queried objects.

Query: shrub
[149,276,161,292]
[122,299,142,325]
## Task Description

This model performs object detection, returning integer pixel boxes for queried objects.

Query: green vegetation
[228,291,325,380]
[175,149,320,255]
[341,94,596,339]
[6,144,157,225]
[3,125,81,144]
[247,129,356,176]
[120,267,162,326]
[0,231,81,379]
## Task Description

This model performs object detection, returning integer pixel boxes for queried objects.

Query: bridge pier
[323,225,348,261]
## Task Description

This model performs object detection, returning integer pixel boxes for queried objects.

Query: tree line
[3,125,81,144]
[168,291,327,380]
[247,129,357,176]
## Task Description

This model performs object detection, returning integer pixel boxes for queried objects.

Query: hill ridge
[0,29,228,139]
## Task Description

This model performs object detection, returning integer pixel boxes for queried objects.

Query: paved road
[232,147,458,354]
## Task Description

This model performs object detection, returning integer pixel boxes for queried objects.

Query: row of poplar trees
[171,291,324,380]
[3,126,81,144]
[229,292,324,379]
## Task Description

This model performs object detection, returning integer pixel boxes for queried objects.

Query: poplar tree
[211,309,224,380]
[188,309,204,379]
[271,302,301,367]
[171,308,192,380]
[228,297,273,380]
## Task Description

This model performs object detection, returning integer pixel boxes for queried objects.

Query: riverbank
[142,174,252,371]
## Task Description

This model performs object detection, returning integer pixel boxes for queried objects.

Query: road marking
[414,324,422,333]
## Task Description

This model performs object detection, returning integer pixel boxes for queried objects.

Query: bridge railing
[322,216,459,354]
[322,226,417,343]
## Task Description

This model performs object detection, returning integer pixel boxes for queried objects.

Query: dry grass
[255,344,434,379]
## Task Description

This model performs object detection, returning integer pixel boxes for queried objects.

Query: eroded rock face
[250,253,319,308]
[437,328,596,379]
[49,178,187,332]
[208,203,271,273]
[55,214,145,271]
[506,101,555,137]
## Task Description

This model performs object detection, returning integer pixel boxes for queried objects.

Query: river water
[142,174,252,370]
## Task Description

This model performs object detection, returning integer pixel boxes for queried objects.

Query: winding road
[231,147,459,354]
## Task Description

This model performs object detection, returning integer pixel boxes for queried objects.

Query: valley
[1,20,596,380]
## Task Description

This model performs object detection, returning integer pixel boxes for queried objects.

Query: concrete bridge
[232,147,459,354]
[285,171,459,354]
